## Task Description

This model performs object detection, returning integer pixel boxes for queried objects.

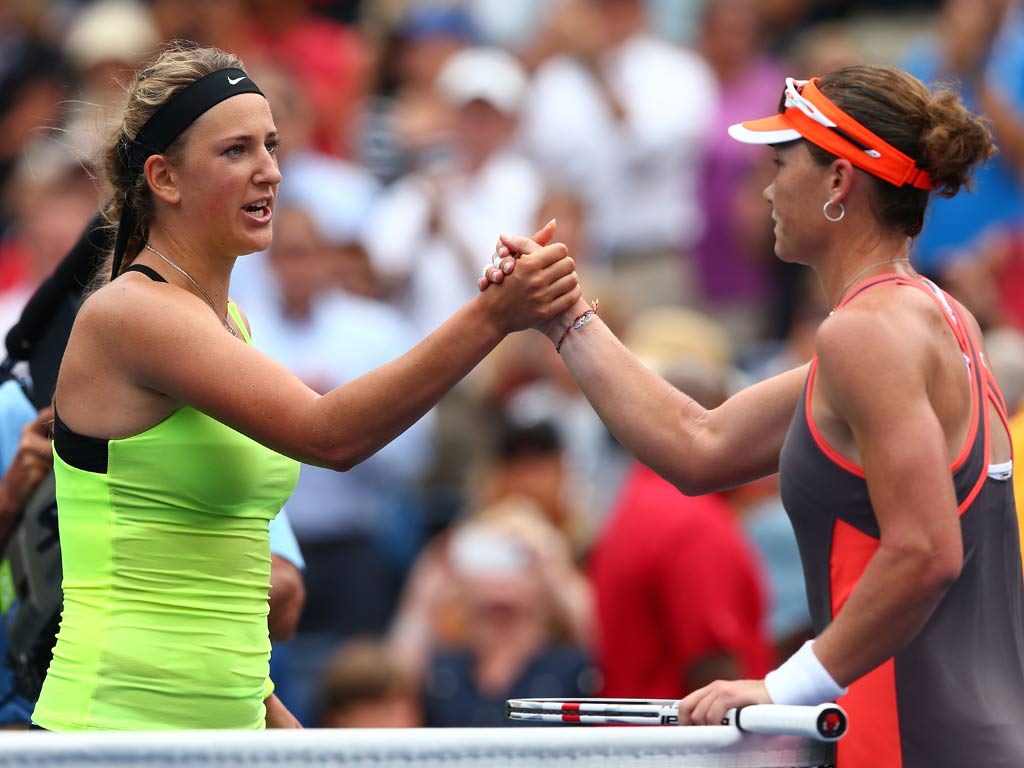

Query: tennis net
[0,725,835,768]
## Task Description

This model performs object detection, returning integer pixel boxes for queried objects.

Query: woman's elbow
[302,438,364,472]
[663,453,723,497]
[906,538,963,595]
[671,475,715,497]
[928,546,963,590]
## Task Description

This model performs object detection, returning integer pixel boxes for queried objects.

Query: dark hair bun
[920,86,996,198]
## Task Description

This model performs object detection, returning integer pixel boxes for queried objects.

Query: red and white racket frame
[505,699,847,742]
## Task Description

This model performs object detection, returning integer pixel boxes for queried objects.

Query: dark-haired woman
[32,43,579,731]
[488,65,1023,766]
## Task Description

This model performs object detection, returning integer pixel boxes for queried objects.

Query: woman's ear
[829,158,855,204]
[144,154,181,205]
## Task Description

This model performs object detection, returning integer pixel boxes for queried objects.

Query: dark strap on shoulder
[122,264,167,283]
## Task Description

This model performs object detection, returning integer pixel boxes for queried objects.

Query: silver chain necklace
[830,257,912,315]
[144,244,237,337]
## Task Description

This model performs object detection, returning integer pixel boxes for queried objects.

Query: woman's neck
[818,232,914,312]
[142,229,234,307]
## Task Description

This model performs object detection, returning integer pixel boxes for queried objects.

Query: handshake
[472,220,594,348]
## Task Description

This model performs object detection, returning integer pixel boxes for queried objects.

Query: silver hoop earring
[823,200,845,222]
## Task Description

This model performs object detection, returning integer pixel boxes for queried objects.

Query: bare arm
[808,307,962,686]
[268,554,305,643]
[0,408,53,551]
[498,233,806,493]
[975,83,1024,178]
[265,692,302,728]
[678,301,965,725]
[57,243,580,470]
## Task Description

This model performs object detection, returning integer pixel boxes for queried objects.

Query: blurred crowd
[2,0,1024,729]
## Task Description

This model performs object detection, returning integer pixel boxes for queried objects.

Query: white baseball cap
[436,46,528,116]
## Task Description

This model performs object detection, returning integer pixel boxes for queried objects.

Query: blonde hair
[98,42,245,276]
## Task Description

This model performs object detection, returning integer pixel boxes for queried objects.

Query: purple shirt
[695,58,785,301]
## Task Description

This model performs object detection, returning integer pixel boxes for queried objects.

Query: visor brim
[728,115,802,145]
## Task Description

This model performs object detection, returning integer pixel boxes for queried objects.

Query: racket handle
[724,703,847,742]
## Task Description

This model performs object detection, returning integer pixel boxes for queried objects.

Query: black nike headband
[112,67,264,279]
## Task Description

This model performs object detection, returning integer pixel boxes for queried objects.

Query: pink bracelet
[555,300,599,354]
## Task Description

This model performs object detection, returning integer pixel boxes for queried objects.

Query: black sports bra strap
[122,264,167,283]
[53,410,109,474]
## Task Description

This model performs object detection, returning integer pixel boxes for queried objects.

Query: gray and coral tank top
[779,275,1024,768]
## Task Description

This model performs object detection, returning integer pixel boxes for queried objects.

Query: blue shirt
[903,10,1024,274]
[0,380,40,724]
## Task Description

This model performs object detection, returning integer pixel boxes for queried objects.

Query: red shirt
[588,463,772,699]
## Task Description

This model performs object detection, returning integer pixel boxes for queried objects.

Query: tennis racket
[505,699,847,742]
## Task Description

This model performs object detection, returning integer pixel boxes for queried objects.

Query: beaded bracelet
[555,300,599,354]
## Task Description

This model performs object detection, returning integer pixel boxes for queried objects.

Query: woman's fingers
[677,680,771,726]
[500,232,543,256]
[480,220,558,293]
[547,276,583,316]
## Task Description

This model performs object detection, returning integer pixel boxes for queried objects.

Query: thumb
[531,219,557,247]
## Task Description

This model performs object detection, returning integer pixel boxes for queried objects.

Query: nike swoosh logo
[227,75,246,85]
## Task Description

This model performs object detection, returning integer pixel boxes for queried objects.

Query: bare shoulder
[815,282,945,374]
[76,272,230,357]
[813,284,939,419]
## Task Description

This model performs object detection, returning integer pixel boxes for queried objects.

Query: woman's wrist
[764,639,847,706]
[541,298,593,346]
[472,292,515,343]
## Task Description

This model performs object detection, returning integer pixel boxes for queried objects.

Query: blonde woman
[33,43,579,731]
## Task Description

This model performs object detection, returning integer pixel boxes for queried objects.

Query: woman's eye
[225,145,244,157]
[266,140,280,154]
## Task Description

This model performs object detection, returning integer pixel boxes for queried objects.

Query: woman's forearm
[551,312,805,493]
[812,541,960,687]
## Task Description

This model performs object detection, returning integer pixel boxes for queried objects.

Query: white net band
[1,726,836,768]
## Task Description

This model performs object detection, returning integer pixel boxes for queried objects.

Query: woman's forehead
[190,92,276,139]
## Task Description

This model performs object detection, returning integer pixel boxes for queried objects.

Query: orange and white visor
[728,77,933,191]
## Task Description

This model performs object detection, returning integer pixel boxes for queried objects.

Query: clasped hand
[476,220,582,338]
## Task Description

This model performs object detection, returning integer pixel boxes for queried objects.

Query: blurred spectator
[0,162,95,337]
[694,0,786,347]
[519,0,718,309]
[147,0,250,51]
[235,0,370,158]
[936,227,1024,332]
[364,44,542,336]
[476,188,629,536]
[319,636,421,728]
[357,5,481,185]
[470,415,580,548]
[903,0,1024,277]
[231,64,382,307]
[785,19,864,77]
[467,0,548,51]
[361,43,543,538]
[587,307,773,698]
[0,40,71,239]
[59,0,161,167]
[983,327,1024,566]
[731,475,814,663]
[241,204,432,725]
[391,496,596,727]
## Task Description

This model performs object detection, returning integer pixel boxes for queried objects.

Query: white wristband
[764,640,848,706]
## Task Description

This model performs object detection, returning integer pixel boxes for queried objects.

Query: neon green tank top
[33,306,299,730]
